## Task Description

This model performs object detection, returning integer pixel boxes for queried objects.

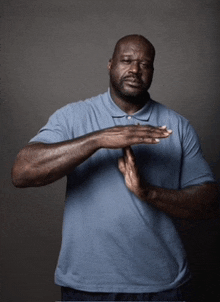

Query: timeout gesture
[98,124,172,149]
[118,146,146,198]
[117,125,172,197]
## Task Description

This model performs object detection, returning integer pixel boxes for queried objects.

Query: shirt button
[127,116,132,120]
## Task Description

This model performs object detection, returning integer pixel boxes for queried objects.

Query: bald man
[12,35,219,301]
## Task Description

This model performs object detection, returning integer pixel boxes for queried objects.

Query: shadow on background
[176,218,220,302]
[1,0,220,301]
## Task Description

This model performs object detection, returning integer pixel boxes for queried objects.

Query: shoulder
[51,91,108,120]
[150,99,199,144]
[151,99,189,126]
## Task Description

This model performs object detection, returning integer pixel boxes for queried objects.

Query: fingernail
[155,139,160,143]
[167,129,172,133]
[160,125,167,129]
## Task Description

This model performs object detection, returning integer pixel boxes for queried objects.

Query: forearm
[12,125,171,188]
[11,133,100,187]
[138,182,219,220]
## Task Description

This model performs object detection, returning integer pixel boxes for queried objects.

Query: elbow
[186,208,218,220]
[11,145,47,188]
[12,177,28,189]
[11,165,30,188]
[12,179,27,188]
[189,201,220,220]
[11,146,40,188]
[201,185,220,220]
[203,200,220,220]
[11,160,53,188]
[11,159,36,188]
[11,173,21,188]
[186,183,220,220]
[11,148,32,188]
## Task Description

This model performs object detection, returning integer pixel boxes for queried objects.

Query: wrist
[135,180,152,201]
[86,131,103,151]
[92,129,107,149]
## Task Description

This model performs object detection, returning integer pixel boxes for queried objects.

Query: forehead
[116,40,153,59]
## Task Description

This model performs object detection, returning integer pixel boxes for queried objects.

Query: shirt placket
[126,115,140,125]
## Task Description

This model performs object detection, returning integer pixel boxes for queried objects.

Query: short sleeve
[180,122,215,188]
[29,105,73,144]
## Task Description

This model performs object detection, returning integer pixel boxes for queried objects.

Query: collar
[105,88,154,121]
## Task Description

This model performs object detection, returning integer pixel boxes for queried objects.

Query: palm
[118,147,142,195]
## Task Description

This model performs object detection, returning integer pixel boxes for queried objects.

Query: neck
[109,87,149,115]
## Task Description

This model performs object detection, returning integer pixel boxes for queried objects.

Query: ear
[107,59,112,71]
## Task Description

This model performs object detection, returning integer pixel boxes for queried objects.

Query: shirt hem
[55,273,191,294]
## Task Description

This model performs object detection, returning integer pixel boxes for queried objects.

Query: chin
[120,88,149,101]
[110,78,149,102]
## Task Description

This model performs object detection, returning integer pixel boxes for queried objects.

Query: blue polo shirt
[30,90,214,293]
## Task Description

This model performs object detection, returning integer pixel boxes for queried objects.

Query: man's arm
[11,125,171,188]
[118,147,219,220]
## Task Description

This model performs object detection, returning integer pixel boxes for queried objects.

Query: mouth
[123,77,143,87]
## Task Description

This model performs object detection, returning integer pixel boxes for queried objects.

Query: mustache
[122,75,143,83]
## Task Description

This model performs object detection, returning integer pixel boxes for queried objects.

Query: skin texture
[108,35,155,114]
[11,34,219,220]
[118,147,219,220]
[11,125,171,187]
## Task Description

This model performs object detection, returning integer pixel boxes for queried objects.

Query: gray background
[1,0,220,301]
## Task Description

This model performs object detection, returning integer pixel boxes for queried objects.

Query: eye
[121,59,132,64]
[140,62,153,69]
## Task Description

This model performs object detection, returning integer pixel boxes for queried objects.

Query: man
[12,35,219,301]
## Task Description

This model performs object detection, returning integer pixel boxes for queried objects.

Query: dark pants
[61,281,192,301]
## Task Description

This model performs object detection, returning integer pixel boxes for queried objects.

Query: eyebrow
[120,54,152,62]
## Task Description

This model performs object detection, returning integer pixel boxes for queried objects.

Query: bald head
[112,34,155,62]
[108,34,155,110]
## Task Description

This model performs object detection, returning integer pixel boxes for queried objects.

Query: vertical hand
[118,146,144,196]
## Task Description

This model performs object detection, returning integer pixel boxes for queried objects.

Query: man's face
[108,40,154,101]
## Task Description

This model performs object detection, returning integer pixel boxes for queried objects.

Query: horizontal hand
[98,124,172,149]
[12,124,171,188]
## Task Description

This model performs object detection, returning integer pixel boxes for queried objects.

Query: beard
[109,73,151,104]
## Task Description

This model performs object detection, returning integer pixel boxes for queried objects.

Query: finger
[122,148,129,167]
[124,146,136,165]
[123,147,139,178]
[142,124,172,135]
[158,125,167,129]
[128,125,172,139]
[131,127,172,145]
[129,137,160,145]
[118,157,126,174]
[143,126,172,136]
[140,137,160,144]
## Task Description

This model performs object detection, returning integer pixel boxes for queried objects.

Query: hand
[97,124,172,149]
[118,146,146,197]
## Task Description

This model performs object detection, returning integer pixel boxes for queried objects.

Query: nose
[129,61,140,74]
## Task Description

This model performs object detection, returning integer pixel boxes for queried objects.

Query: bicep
[29,106,73,144]
[180,123,215,188]
[182,182,219,219]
